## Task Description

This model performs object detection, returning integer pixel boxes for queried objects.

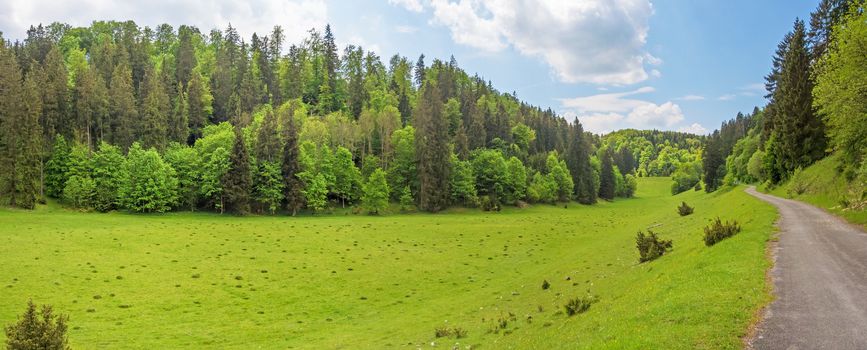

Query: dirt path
[746,187,867,349]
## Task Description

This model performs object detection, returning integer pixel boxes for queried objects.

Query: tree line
[701,0,866,198]
[0,21,646,214]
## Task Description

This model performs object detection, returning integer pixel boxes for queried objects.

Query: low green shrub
[564,296,596,316]
[677,201,694,216]
[636,230,672,263]
[541,280,550,290]
[703,217,741,246]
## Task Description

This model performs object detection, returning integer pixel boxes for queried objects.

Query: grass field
[760,153,866,227]
[0,178,777,349]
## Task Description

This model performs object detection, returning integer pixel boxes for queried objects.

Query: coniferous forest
[0,21,652,214]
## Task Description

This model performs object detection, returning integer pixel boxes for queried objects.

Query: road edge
[742,186,781,350]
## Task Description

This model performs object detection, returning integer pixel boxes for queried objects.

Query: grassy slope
[760,153,866,227]
[0,178,776,349]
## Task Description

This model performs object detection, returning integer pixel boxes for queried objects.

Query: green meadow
[0,178,776,349]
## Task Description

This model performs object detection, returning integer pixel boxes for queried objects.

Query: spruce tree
[566,121,597,204]
[40,45,69,142]
[44,135,70,198]
[176,25,197,88]
[281,112,304,215]
[170,83,189,143]
[769,19,826,180]
[414,81,450,212]
[0,48,43,209]
[109,61,137,150]
[599,149,616,201]
[186,72,209,143]
[255,109,280,162]
[222,127,252,214]
[139,68,170,150]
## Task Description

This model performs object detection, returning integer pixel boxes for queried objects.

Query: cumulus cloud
[678,123,708,135]
[388,0,425,12]
[560,86,656,113]
[560,87,699,134]
[391,0,657,85]
[0,0,328,46]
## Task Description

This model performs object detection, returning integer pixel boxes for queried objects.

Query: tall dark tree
[73,67,109,149]
[281,114,304,215]
[139,68,170,150]
[767,19,826,181]
[109,60,137,150]
[222,127,252,214]
[169,83,189,143]
[186,72,208,143]
[176,25,197,89]
[322,24,340,112]
[0,49,43,209]
[255,109,280,162]
[598,149,615,201]
[807,0,852,61]
[414,81,450,212]
[414,54,426,88]
[702,131,726,192]
[566,121,597,204]
[39,45,69,142]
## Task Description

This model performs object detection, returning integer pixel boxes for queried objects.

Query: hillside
[0,178,776,348]
[761,153,866,227]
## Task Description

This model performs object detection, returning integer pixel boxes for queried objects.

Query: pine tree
[222,127,252,214]
[0,48,43,209]
[4,300,70,350]
[109,61,137,150]
[169,83,189,143]
[566,121,597,204]
[186,72,209,143]
[414,54,425,88]
[139,68,170,150]
[414,81,450,212]
[768,19,826,181]
[599,149,615,201]
[39,45,69,142]
[73,67,108,149]
[281,112,304,215]
[44,135,70,198]
[807,0,852,61]
[176,25,197,88]
[255,109,280,162]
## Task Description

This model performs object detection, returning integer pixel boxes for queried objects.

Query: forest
[699,0,866,211]
[0,21,708,215]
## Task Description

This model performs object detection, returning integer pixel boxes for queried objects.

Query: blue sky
[0,0,819,134]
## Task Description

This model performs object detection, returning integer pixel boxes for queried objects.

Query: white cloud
[559,86,655,113]
[389,0,425,12]
[625,101,683,128]
[676,95,705,101]
[0,0,327,46]
[420,0,657,85]
[718,94,736,101]
[561,87,698,134]
[395,25,419,34]
[678,123,708,135]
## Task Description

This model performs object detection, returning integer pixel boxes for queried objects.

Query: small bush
[636,230,672,263]
[703,217,741,246]
[541,280,550,290]
[5,300,69,350]
[479,195,501,212]
[452,327,467,338]
[564,296,596,316]
[435,326,467,339]
[694,181,702,191]
[434,326,452,338]
[677,202,694,216]
[787,167,807,197]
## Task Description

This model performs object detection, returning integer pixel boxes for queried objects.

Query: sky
[0,0,819,134]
